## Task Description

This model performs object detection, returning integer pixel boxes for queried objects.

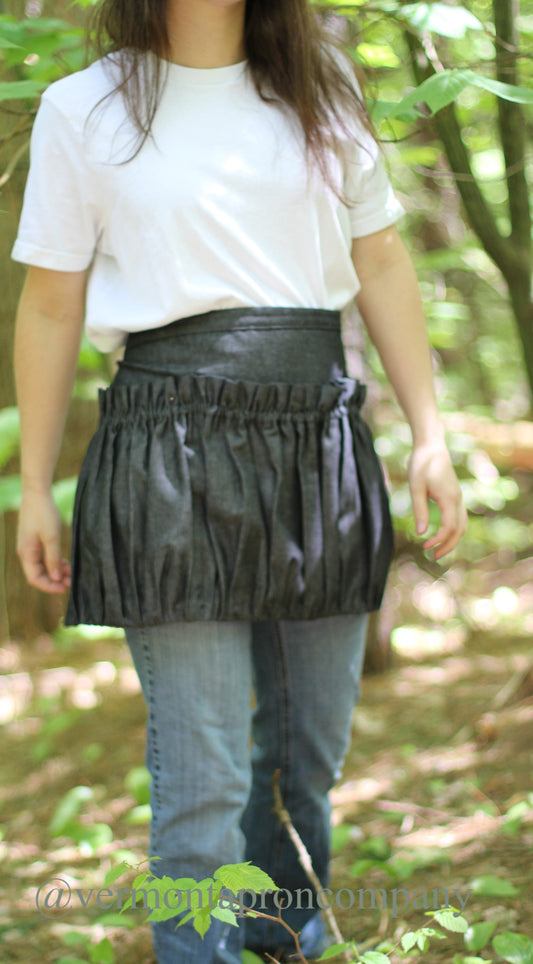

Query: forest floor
[1,529,532,963]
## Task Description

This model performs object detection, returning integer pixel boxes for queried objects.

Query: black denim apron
[64,307,393,627]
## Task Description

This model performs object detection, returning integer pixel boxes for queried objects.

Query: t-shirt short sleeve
[11,95,98,271]
[344,125,406,238]
[331,50,405,239]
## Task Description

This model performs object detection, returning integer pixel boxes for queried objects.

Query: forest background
[0,1,532,962]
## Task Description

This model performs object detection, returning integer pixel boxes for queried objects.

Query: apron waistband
[125,307,342,349]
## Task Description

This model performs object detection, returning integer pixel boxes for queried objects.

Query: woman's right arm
[14,265,88,593]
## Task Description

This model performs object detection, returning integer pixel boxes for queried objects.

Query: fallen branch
[271,769,353,963]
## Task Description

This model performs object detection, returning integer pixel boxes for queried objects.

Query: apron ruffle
[65,368,393,626]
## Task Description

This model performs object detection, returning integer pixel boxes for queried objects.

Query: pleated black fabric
[64,308,393,627]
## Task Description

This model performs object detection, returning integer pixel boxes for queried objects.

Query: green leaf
[0,35,23,48]
[0,79,45,101]
[361,952,390,964]
[372,70,533,124]
[401,2,483,38]
[470,875,520,897]
[176,908,195,927]
[59,932,86,947]
[124,804,152,825]
[48,785,93,835]
[52,476,78,525]
[330,823,358,854]
[492,933,533,964]
[213,862,278,894]
[210,905,238,927]
[124,766,151,805]
[103,861,131,887]
[357,43,400,68]
[467,72,533,104]
[90,936,114,964]
[67,821,113,855]
[465,921,498,952]
[433,909,468,932]
[242,952,265,964]
[317,944,353,961]
[0,475,22,512]
[350,858,395,878]
[0,407,20,468]
[416,927,446,941]
[192,903,213,938]
[132,871,150,888]
[359,836,392,860]
[401,932,418,952]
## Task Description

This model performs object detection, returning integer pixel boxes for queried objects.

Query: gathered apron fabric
[64,307,393,627]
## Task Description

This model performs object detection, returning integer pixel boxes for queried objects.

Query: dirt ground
[1,544,532,963]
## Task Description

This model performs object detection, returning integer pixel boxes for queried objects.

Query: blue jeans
[125,614,368,963]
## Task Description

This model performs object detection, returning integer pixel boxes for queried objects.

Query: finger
[429,530,460,559]
[409,479,429,535]
[21,557,68,593]
[433,509,467,559]
[43,534,63,583]
[423,509,467,558]
[18,543,69,593]
[61,557,71,587]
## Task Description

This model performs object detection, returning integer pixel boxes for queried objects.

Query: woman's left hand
[407,442,467,560]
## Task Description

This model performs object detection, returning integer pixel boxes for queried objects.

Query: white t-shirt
[12,54,405,353]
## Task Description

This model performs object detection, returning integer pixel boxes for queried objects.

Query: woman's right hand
[17,490,71,593]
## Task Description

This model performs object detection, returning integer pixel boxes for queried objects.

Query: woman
[13,0,466,961]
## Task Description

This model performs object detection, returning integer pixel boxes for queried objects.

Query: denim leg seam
[140,627,162,836]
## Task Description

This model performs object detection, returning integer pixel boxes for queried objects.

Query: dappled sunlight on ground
[1,536,532,961]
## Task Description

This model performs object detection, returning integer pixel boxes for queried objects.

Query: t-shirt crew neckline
[162,59,248,86]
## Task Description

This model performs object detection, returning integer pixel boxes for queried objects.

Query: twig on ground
[493,661,533,709]
[271,769,353,963]
[376,799,451,821]
[242,901,310,964]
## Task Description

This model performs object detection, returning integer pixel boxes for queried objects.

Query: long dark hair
[90,0,377,188]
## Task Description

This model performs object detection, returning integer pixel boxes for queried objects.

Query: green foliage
[492,933,533,964]
[372,69,533,124]
[501,795,533,835]
[469,875,520,897]
[399,2,483,38]
[124,765,151,805]
[109,858,278,939]
[56,934,116,964]
[0,474,22,512]
[213,861,278,894]
[464,921,498,952]
[0,408,20,469]
[0,13,90,91]
[48,785,114,855]
[30,704,82,763]
[124,804,152,825]
[48,784,94,835]
[433,907,469,932]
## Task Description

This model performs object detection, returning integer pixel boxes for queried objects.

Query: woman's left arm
[351,224,467,559]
